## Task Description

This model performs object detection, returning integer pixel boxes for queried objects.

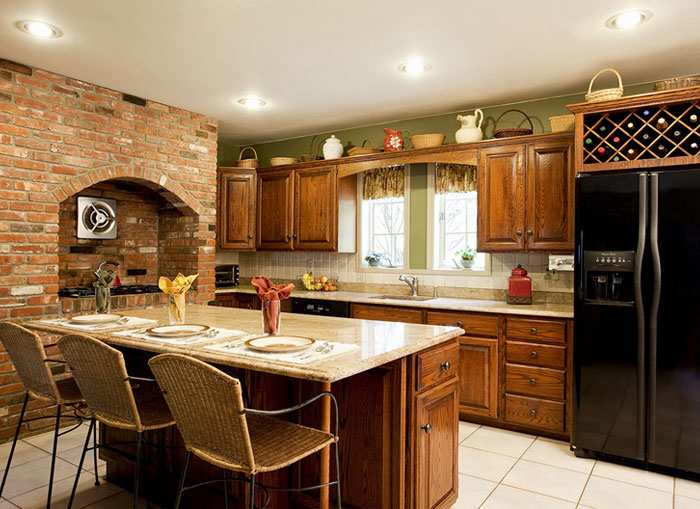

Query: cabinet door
[294,166,338,250]
[350,303,423,323]
[218,170,256,250]
[458,336,498,419]
[477,145,525,250]
[526,140,574,250]
[416,378,459,509]
[256,170,294,250]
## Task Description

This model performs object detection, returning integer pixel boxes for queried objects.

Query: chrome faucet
[94,260,120,280]
[399,274,419,296]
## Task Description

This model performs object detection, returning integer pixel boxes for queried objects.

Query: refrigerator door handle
[635,173,647,460]
[648,173,661,462]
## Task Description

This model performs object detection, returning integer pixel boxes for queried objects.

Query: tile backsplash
[216,251,574,295]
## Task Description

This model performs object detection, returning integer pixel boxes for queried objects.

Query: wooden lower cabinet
[351,303,424,323]
[457,336,498,419]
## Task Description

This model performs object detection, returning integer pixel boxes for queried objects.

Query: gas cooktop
[58,285,161,298]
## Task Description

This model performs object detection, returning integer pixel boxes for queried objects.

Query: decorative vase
[168,293,186,325]
[95,287,111,313]
[383,128,409,152]
[322,135,344,159]
[460,258,475,268]
[455,109,484,143]
[368,259,380,267]
[263,300,281,335]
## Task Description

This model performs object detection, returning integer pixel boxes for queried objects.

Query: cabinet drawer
[416,341,459,392]
[426,311,499,338]
[506,341,566,368]
[505,364,565,400]
[350,304,423,324]
[505,394,565,433]
[506,318,566,344]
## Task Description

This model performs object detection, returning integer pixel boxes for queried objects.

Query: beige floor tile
[458,446,517,482]
[676,477,700,500]
[458,422,480,444]
[57,446,104,472]
[579,475,673,509]
[0,442,50,470]
[462,426,535,458]
[675,495,700,509]
[502,460,588,502]
[7,473,122,509]
[481,484,576,509]
[0,456,79,499]
[591,460,673,493]
[81,490,158,509]
[0,500,19,508]
[522,437,595,474]
[24,425,92,455]
[451,474,497,509]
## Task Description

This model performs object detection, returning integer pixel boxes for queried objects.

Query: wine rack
[582,100,700,165]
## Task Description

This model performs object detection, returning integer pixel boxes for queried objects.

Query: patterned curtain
[435,164,478,194]
[362,166,405,200]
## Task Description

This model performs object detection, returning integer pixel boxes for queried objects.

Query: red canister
[507,265,532,305]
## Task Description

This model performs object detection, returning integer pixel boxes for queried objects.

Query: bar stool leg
[249,474,256,509]
[173,450,190,509]
[92,420,100,486]
[222,468,229,509]
[67,418,95,509]
[46,403,62,509]
[334,441,342,509]
[133,432,143,509]
[0,392,28,498]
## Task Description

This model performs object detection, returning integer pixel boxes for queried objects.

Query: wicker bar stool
[148,353,342,509]
[57,334,174,509]
[0,322,99,508]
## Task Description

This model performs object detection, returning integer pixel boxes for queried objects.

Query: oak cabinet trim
[256,169,295,251]
[217,168,257,251]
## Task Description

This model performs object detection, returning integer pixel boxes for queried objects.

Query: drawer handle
[421,423,432,434]
[530,351,538,358]
[530,409,537,417]
[441,361,451,371]
[530,378,537,385]
[530,328,538,334]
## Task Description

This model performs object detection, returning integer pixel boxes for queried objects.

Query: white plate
[245,335,315,353]
[68,313,123,325]
[146,324,210,338]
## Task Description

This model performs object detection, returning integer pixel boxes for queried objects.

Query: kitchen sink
[369,295,436,302]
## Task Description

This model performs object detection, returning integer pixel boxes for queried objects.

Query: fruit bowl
[298,273,339,291]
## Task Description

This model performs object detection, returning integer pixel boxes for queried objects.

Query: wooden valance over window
[362,166,405,200]
[435,164,477,194]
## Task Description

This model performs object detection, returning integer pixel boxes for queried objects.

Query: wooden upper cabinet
[477,144,525,250]
[256,169,294,250]
[526,140,574,250]
[294,166,338,250]
[218,169,256,250]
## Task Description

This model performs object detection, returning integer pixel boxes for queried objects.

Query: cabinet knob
[441,361,451,371]
[530,328,537,334]
[530,351,538,358]
[527,229,533,236]
[293,234,297,239]
[530,378,537,385]
[516,230,523,236]
[421,423,432,434]
[286,235,291,240]
[530,409,537,417]
[248,234,253,239]
[450,321,463,328]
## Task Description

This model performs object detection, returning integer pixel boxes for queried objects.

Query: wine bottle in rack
[598,124,609,135]
[626,147,639,159]
[656,117,669,131]
[596,146,611,160]
[689,113,698,124]
[656,143,668,156]
[585,137,594,146]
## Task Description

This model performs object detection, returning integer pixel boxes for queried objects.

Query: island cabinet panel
[256,169,294,250]
[294,166,338,250]
[351,303,424,323]
[415,377,459,509]
[526,140,574,250]
[477,145,525,250]
[217,168,256,250]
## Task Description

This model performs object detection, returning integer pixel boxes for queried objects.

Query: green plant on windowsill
[455,247,477,268]
[364,252,386,267]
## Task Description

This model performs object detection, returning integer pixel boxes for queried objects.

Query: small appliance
[215,264,239,288]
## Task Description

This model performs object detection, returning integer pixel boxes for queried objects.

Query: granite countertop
[24,305,462,383]
[216,286,574,319]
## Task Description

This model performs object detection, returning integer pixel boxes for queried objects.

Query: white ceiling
[1,0,699,145]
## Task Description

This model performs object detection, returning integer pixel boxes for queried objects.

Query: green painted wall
[409,164,428,270]
[217,141,240,166]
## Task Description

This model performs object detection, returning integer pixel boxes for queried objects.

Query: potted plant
[364,252,385,267]
[455,247,477,268]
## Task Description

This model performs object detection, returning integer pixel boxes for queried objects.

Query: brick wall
[0,58,219,440]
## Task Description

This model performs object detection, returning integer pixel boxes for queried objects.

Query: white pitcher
[455,109,484,143]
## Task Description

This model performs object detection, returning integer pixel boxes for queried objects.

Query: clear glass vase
[95,287,111,314]
[168,293,186,325]
[262,300,281,336]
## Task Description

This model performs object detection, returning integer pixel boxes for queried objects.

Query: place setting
[114,323,249,346]
[39,313,158,332]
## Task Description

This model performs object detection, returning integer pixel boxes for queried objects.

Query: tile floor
[2,421,700,508]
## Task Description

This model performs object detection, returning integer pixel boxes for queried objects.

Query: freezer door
[573,172,647,460]
[651,168,700,473]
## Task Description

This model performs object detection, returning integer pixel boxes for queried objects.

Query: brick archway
[51,165,204,216]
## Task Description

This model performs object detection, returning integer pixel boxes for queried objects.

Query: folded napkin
[114,327,247,346]
[204,340,359,365]
[251,276,294,301]
[40,316,157,331]
[159,273,198,324]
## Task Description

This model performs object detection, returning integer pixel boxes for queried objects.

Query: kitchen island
[26,304,463,509]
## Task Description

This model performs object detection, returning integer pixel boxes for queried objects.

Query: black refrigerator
[573,167,700,479]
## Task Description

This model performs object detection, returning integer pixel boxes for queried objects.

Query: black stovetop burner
[59,285,161,298]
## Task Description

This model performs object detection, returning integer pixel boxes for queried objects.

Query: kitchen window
[433,191,486,270]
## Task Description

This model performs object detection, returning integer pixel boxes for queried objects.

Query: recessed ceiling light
[398,60,430,76]
[238,97,266,109]
[16,20,63,38]
[606,10,652,30]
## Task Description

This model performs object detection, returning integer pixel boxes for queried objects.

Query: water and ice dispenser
[583,251,635,304]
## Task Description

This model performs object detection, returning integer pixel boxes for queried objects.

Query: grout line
[575,460,595,508]
[478,432,538,507]
[587,471,675,495]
